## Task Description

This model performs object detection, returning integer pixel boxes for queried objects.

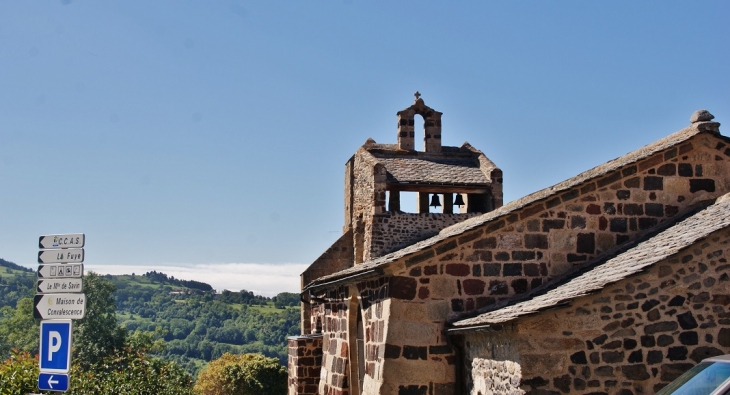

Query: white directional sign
[37,263,84,279]
[38,249,84,264]
[39,234,85,250]
[39,320,72,373]
[37,279,83,294]
[34,294,86,320]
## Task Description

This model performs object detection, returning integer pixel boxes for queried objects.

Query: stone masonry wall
[462,225,730,394]
[369,212,482,260]
[471,358,524,395]
[373,132,730,393]
[288,335,323,395]
[312,285,352,395]
[310,279,391,395]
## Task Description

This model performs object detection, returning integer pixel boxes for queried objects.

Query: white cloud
[89,262,308,297]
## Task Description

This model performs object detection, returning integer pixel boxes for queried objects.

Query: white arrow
[48,375,59,388]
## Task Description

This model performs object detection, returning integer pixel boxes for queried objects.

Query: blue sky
[1,1,728,294]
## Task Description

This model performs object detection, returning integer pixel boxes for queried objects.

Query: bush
[194,353,287,395]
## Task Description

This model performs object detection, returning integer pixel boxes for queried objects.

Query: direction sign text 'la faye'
[38,249,84,264]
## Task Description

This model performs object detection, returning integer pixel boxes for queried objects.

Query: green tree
[73,272,126,369]
[0,298,39,358]
[0,351,45,395]
[194,353,287,395]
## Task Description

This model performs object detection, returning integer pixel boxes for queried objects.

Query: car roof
[704,355,730,363]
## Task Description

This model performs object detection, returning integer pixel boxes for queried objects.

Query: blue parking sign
[38,373,70,392]
[39,320,72,373]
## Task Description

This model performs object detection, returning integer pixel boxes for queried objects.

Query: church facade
[288,97,730,395]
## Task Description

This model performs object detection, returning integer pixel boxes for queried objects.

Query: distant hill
[0,262,300,376]
[0,258,34,273]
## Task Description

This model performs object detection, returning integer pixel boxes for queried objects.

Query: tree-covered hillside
[0,258,300,377]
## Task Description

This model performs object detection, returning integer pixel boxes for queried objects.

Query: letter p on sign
[39,320,72,373]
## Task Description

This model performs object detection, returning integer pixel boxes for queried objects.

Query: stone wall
[368,212,482,259]
[288,335,323,395]
[471,358,524,395]
[461,225,730,394]
[367,131,730,393]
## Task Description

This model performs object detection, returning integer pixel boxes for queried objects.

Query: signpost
[37,263,84,279]
[39,320,73,373]
[38,248,84,264]
[39,234,85,249]
[36,233,85,392]
[37,278,83,294]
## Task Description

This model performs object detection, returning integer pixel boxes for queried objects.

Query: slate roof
[451,193,730,328]
[303,120,722,290]
[373,155,488,185]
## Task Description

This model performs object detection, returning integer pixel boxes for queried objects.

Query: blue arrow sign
[38,372,70,392]
[39,320,72,373]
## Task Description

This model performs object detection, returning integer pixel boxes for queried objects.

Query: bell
[454,194,465,207]
[429,194,441,208]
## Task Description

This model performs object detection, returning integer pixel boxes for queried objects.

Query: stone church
[288,95,730,395]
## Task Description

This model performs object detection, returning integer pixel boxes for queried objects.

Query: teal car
[657,355,730,395]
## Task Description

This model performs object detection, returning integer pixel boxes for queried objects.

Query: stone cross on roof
[414,91,421,100]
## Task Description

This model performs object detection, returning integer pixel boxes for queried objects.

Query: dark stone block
[690,179,715,193]
[483,263,500,276]
[571,216,587,229]
[462,279,485,295]
[398,385,427,395]
[642,299,660,312]
[657,335,674,346]
[639,217,658,230]
[677,311,698,329]
[586,204,601,214]
[628,350,643,363]
[553,374,571,393]
[488,280,508,295]
[571,351,587,364]
[525,234,548,249]
[695,164,703,176]
[610,218,627,233]
[573,378,586,390]
[597,171,622,187]
[645,203,664,217]
[624,177,640,188]
[679,331,698,345]
[604,203,616,215]
[590,352,600,364]
[644,321,678,334]
[602,351,624,363]
[623,338,637,349]
[567,254,587,262]
[531,278,543,289]
[524,263,540,276]
[678,163,693,177]
[641,335,655,347]
[644,176,664,190]
[593,334,608,345]
[511,278,528,294]
[424,265,438,275]
[402,345,427,360]
[451,299,464,312]
[495,252,510,261]
[503,264,522,276]
[384,343,401,359]
[472,264,481,277]
[445,264,470,276]
[657,163,676,176]
[577,233,595,254]
[475,296,495,309]
[616,190,631,200]
[473,237,497,249]
[690,346,723,363]
[405,249,435,268]
[512,251,536,260]
[622,365,650,380]
[390,276,418,300]
[602,340,622,349]
[429,345,452,355]
[668,295,685,307]
[542,219,565,232]
[409,267,421,277]
[594,366,614,377]
[623,203,643,215]
[523,376,549,388]
[668,346,688,361]
[647,350,663,364]
[435,240,458,255]
[719,328,730,347]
